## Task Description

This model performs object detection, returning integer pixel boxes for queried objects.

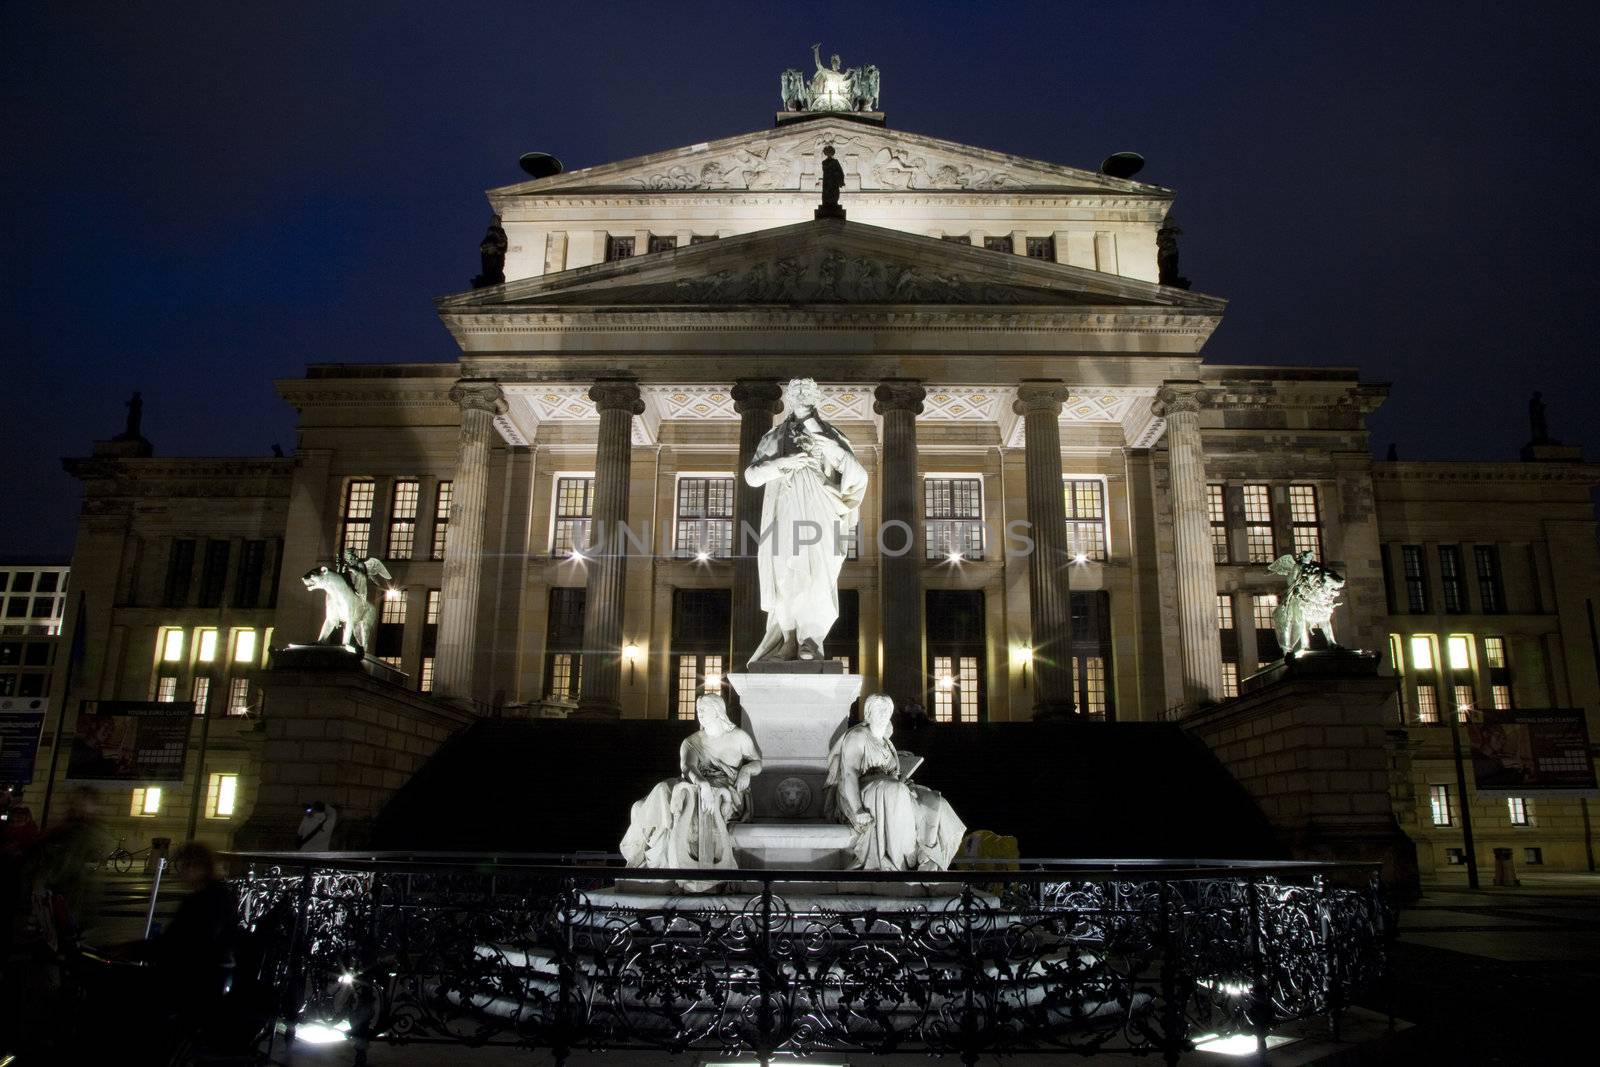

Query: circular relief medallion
[774,776,813,816]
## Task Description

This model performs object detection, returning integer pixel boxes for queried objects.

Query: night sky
[3,2,1597,558]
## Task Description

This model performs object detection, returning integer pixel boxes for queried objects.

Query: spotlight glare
[1073,552,1088,564]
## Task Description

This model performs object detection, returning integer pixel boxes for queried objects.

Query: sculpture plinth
[728,670,858,822]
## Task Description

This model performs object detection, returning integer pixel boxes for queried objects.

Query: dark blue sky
[3,2,1597,557]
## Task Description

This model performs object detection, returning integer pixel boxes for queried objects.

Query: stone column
[874,380,926,710]
[1157,382,1224,708]
[434,381,505,702]
[731,380,784,669]
[1014,382,1076,719]
[576,379,644,719]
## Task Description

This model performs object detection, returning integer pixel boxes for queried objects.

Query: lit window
[195,628,218,663]
[1453,684,1474,720]
[1402,545,1429,613]
[233,629,257,664]
[1252,594,1278,631]
[1438,546,1468,613]
[1221,662,1240,698]
[377,656,401,669]
[425,589,441,626]
[161,628,185,663]
[156,676,178,702]
[380,595,407,625]
[675,476,736,559]
[925,477,985,560]
[431,481,453,560]
[1207,485,1229,563]
[1388,634,1404,674]
[552,476,595,557]
[131,787,162,817]
[228,677,251,715]
[387,479,420,560]
[1063,478,1108,561]
[1410,635,1435,671]
[547,652,579,700]
[207,773,239,818]
[1072,656,1108,718]
[1507,796,1529,826]
[1416,684,1439,723]
[1242,485,1274,563]
[1288,485,1321,558]
[1447,635,1472,670]
[1216,594,1234,630]
[1484,636,1507,669]
[931,654,981,723]
[340,479,376,556]
[419,657,435,693]
[192,676,210,716]
[1429,784,1451,826]
[673,654,726,719]
[1491,684,1512,711]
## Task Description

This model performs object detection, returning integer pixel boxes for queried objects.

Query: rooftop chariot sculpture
[781,43,880,112]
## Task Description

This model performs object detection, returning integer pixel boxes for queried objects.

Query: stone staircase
[372,717,1279,859]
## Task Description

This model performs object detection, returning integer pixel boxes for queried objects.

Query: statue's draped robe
[810,66,853,110]
[824,725,966,871]
[746,416,868,657]
[621,729,757,871]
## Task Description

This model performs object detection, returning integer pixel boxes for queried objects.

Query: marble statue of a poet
[620,693,763,871]
[744,378,869,663]
[824,693,967,871]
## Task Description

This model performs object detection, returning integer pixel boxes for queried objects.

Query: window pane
[388,479,419,560]
[1207,485,1229,562]
[925,477,984,560]
[431,481,453,560]
[1063,479,1107,560]
[1025,235,1054,259]
[1242,485,1274,563]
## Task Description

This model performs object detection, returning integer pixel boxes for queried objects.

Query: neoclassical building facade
[34,112,1600,877]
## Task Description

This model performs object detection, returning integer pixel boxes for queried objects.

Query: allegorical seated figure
[825,693,967,871]
[621,693,763,871]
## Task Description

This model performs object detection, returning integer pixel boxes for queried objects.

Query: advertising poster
[64,700,192,783]
[0,696,48,784]
[1469,709,1598,795]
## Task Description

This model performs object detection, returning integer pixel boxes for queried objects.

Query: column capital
[449,380,506,415]
[1013,381,1071,418]
[873,379,926,415]
[588,378,645,415]
[1154,382,1211,418]
[731,379,784,415]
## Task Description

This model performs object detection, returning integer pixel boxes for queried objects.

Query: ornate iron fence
[227,853,1388,1065]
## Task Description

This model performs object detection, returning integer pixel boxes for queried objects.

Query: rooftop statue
[744,378,868,663]
[1268,550,1346,658]
[301,548,392,650]
[780,44,880,113]
[621,693,763,875]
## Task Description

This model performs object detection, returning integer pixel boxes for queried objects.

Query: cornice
[1373,461,1600,484]
[440,307,1220,337]
[495,191,1169,212]
[276,381,458,410]
[65,457,294,481]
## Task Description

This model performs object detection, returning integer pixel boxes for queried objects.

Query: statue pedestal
[727,671,859,821]
[731,822,857,869]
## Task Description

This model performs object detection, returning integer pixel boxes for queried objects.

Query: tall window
[155,676,178,702]
[206,773,239,818]
[1429,784,1452,826]
[421,589,440,693]
[192,676,211,716]
[1063,478,1108,561]
[552,477,595,557]
[544,588,587,700]
[1216,593,1234,630]
[669,589,731,719]
[234,539,269,609]
[605,234,635,261]
[1220,662,1240,699]
[925,477,985,560]
[927,590,986,722]
[430,481,453,560]
[375,593,406,665]
[164,539,195,608]
[1252,594,1280,663]
[1438,546,1468,613]
[387,480,420,560]
[1070,591,1115,719]
[1025,235,1055,259]
[198,540,230,608]
[982,235,1013,252]
[1416,684,1439,724]
[675,477,735,559]
[647,234,677,253]
[1242,485,1274,562]
[1207,485,1229,562]
[419,658,435,693]
[1218,593,1239,696]
[1288,485,1322,558]
[340,479,376,556]
[1401,545,1429,613]
[1474,545,1504,613]
[1485,636,1513,710]
[228,677,251,715]
[1507,797,1530,826]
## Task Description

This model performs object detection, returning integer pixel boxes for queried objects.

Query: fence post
[1315,874,1342,1042]
[757,876,775,1060]
[1247,877,1270,1058]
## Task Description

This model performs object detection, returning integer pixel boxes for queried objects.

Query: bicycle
[95,836,153,875]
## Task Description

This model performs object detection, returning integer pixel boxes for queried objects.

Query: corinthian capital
[1012,381,1071,418]
[873,379,926,415]
[450,380,506,415]
[731,379,784,415]
[588,378,645,415]
[1154,382,1209,418]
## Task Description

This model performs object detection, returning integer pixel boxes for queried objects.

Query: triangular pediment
[491,116,1169,199]
[439,220,1223,311]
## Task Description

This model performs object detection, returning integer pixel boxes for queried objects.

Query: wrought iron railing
[226,852,1388,1065]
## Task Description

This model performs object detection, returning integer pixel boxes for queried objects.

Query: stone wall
[1185,655,1419,892]
[234,651,475,850]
